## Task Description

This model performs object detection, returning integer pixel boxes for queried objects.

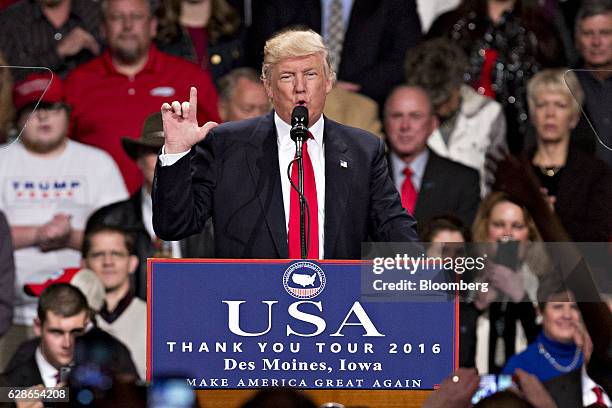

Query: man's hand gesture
[161,87,218,154]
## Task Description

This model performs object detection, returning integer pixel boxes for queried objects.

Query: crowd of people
[0,0,610,406]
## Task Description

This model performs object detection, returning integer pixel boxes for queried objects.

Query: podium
[148,259,458,407]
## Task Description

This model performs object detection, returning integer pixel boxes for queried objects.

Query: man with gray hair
[217,67,271,122]
[153,28,418,260]
[573,0,612,167]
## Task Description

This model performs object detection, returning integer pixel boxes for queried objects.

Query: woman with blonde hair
[470,191,549,374]
[526,68,611,242]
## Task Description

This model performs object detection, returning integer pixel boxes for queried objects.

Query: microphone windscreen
[291,106,309,129]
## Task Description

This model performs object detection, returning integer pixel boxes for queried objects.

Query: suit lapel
[323,119,351,257]
[245,113,288,257]
[414,152,437,219]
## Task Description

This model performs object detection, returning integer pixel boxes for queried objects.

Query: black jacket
[153,113,418,258]
[86,192,214,300]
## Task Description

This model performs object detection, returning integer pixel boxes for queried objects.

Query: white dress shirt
[141,188,182,257]
[35,346,58,387]
[275,112,326,258]
[159,113,327,258]
[582,365,611,407]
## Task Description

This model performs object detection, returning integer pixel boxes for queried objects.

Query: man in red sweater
[65,0,221,194]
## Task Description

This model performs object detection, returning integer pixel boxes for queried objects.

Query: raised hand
[57,27,100,57]
[161,87,219,154]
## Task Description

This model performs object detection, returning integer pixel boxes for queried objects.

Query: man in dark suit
[573,1,612,168]
[153,29,418,259]
[0,284,89,391]
[383,85,480,231]
[245,0,422,105]
[544,367,611,408]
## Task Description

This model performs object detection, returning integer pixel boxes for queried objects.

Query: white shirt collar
[582,365,611,406]
[389,149,429,191]
[141,187,155,239]
[274,111,325,149]
[35,346,59,387]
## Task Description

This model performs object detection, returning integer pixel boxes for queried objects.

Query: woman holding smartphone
[470,192,548,374]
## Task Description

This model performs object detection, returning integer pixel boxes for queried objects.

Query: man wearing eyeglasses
[80,225,146,380]
[0,73,127,372]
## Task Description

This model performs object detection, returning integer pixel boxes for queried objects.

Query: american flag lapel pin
[340,160,348,168]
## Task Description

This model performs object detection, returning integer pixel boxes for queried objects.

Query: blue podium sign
[148,260,457,389]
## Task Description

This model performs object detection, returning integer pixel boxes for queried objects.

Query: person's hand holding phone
[513,368,558,408]
[488,263,525,302]
[423,367,479,408]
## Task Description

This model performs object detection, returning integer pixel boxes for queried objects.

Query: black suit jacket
[0,354,42,389]
[86,192,214,300]
[544,369,584,408]
[153,113,418,259]
[390,150,481,231]
[246,0,422,104]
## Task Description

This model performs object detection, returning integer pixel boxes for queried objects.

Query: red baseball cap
[13,73,64,112]
[24,268,106,312]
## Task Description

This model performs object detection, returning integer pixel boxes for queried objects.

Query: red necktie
[288,135,319,259]
[593,386,607,407]
[401,167,418,215]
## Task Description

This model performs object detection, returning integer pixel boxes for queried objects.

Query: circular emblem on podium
[283,261,326,299]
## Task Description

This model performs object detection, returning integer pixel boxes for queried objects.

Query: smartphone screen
[471,374,515,404]
[495,240,519,270]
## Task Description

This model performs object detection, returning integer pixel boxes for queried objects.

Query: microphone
[290,106,309,143]
[287,105,310,259]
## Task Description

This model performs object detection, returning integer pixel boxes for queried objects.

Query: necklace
[538,166,562,177]
[537,342,582,373]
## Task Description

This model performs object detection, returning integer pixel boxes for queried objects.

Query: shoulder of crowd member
[430,149,481,177]
[324,87,382,137]
[425,8,462,40]
[3,337,38,373]
[63,54,106,94]
[84,195,136,233]
[201,114,266,146]
[325,116,384,151]
[68,139,120,166]
[157,48,214,80]
[567,147,612,178]
[460,85,502,118]
[0,0,33,20]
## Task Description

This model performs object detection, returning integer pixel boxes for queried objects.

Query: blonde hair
[472,192,542,243]
[527,69,584,117]
[261,28,335,83]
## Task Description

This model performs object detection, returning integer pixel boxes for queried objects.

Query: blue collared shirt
[320,0,354,42]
